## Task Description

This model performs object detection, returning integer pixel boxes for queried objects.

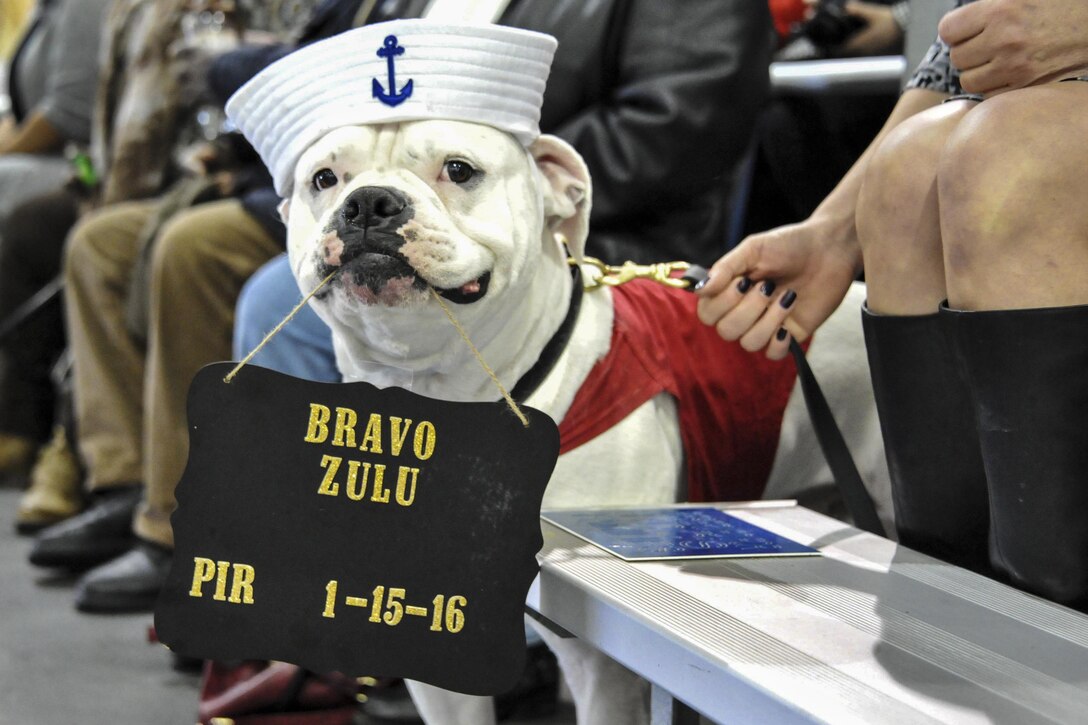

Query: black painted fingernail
[737,276,752,293]
[760,280,777,296]
[776,327,788,342]
[780,289,797,309]
[693,278,708,291]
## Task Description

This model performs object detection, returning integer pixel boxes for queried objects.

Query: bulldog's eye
[443,160,476,185]
[312,168,339,191]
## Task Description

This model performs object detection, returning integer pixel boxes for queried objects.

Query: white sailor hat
[226,19,558,196]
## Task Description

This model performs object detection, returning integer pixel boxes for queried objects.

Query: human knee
[64,210,117,281]
[151,203,246,302]
[937,95,1024,198]
[149,206,220,287]
[938,87,1081,249]
[940,87,1058,182]
[860,120,929,224]
[858,103,969,260]
[866,102,971,194]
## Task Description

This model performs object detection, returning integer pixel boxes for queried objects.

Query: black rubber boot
[862,305,991,572]
[943,302,1088,610]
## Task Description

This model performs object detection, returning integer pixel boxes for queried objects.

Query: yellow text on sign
[322,580,466,633]
[189,557,256,604]
[303,404,437,461]
[316,456,419,506]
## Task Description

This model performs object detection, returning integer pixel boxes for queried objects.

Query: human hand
[179,142,220,176]
[179,142,235,198]
[939,0,1088,94]
[834,1,905,57]
[695,218,861,359]
[210,170,236,196]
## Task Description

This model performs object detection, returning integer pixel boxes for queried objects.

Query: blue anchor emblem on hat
[372,35,413,107]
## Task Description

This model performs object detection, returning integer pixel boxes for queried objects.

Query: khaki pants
[65,198,282,547]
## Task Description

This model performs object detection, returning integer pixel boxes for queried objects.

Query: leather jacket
[503,0,774,266]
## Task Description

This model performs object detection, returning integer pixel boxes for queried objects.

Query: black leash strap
[0,276,63,345]
[680,265,886,537]
[787,338,886,537]
[511,263,584,402]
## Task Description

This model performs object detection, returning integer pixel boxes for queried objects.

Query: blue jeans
[233,254,340,382]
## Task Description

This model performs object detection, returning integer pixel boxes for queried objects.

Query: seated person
[696,0,1088,611]
[0,0,34,59]
[25,0,289,607]
[747,0,909,237]
[11,0,255,532]
[0,0,111,484]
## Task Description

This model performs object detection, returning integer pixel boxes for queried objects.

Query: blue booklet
[541,507,819,561]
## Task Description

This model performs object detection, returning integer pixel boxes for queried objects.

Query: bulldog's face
[281,120,587,319]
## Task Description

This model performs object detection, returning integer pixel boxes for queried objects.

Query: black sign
[154,363,558,695]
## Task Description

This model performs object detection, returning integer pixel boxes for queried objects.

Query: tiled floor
[0,487,574,725]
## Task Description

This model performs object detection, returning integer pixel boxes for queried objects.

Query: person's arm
[804,87,944,257]
[833,1,907,58]
[35,0,110,148]
[695,87,945,358]
[0,108,65,155]
[939,0,1088,94]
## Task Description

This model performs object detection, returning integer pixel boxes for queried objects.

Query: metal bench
[528,501,1088,724]
[770,56,907,96]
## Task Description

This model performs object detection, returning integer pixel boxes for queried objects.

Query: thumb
[698,239,760,296]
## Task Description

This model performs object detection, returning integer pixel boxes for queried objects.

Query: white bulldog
[225,17,892,724]
[278,118,893,724]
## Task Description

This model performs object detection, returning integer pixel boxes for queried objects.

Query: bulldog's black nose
[341,186,408,227]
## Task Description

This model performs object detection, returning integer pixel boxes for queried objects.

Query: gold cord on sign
[225,234,691,426]
[429,288,529,427]
[222,267,531,428]
[223,269,339,383]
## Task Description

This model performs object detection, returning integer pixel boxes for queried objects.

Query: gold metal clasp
[575,256,691,290]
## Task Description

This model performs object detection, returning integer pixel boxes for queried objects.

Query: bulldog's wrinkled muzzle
[329,185,413,266]
[315,184,490,306]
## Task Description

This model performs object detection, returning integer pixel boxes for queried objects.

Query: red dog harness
[557,280,801,503]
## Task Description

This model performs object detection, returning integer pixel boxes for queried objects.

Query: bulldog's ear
[530,134,591,263]
[278,198,291,223]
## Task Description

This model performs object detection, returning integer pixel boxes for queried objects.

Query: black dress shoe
[28,485,142,569]
[75,540,173,613]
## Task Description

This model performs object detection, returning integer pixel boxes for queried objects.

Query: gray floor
[0,487,574,725]
[0,487,199,724]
